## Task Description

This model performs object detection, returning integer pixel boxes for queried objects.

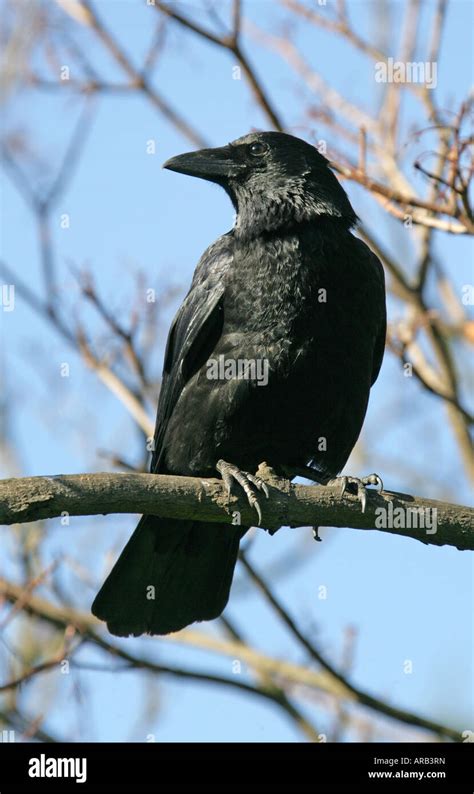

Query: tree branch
[0,581,321,742]
[154,1,283,130]
[0,578,461,741]
[0,465,472,551]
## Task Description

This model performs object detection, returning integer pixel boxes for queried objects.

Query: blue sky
[1,0,472,742]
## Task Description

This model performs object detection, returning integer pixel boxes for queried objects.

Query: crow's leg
[327,473,384,513]
[216,459,270,525]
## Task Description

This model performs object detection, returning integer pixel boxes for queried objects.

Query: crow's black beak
[162,145,246,182]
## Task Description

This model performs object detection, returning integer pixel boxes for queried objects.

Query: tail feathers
[91,517,245,636]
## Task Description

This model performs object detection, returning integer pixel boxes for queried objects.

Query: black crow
[92,131,386,636]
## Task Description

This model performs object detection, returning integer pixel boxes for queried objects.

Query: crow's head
[163,131,357,238]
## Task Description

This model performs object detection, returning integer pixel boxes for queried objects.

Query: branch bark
[0,465,472,551]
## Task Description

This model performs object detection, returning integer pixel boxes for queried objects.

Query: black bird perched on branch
[92,131,386,637]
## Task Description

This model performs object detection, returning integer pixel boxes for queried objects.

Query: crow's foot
[216,459,269,525]
[328,473,384,514]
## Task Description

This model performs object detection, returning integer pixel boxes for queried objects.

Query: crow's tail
[91,516,245,636]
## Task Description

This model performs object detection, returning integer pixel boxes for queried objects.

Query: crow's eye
[249,142,268,157]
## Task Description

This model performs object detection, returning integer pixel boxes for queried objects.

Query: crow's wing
[150,237,232,472]
[368,250,386,386]
[352,236,386,386]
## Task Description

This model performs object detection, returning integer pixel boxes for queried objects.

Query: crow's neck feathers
[231,168,357,240]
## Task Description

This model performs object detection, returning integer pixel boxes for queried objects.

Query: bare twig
[0,261,154,437]
[154,1,283,130]
[0,578,462,741]
[78,0,207,147]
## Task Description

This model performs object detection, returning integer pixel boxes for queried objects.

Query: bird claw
[246,472,270,499]
[216,459,269,525]
[332,473,383,514]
